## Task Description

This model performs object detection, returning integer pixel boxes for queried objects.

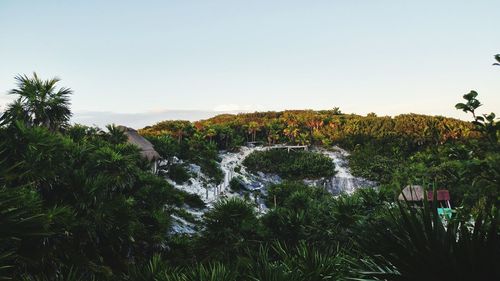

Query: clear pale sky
[1,1,499,127]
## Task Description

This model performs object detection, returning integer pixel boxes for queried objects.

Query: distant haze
[72,110,236,129]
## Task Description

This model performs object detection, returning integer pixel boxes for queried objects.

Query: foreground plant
[353,199,500,280]
[245,242,349,281]
[125,256,235,281]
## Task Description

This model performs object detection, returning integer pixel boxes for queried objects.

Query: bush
[0,124,185,278]
[180,192,206,209]
[353,201,500,280]
[229,177,245,192]
[198,198,262,260]
[243,150,335,180]
[168,163,191,184]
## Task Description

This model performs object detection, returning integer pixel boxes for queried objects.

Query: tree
[106,124,127,144]
[172,123,188,144]
[0,73,72,131]
[283,118,300,144]
[0,122,188,278]
[247,121,260,142]
[199,198,261,260]
[331,107,342,115]
[456,91,498,143]
[265,120,282,145]
[304,114,323,144]
[204,127,217,144]
[216,124,234,149]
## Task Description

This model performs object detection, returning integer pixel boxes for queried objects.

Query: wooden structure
[398,185,453,219]
[266,145,309,153]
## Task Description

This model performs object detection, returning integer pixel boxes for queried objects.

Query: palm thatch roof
[398,185,425,201]
[118,126,160,161]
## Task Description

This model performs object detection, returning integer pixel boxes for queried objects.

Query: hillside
[1,74,498,280]
[140,110,476,149]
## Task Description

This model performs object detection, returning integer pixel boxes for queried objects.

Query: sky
[0,0,499,128]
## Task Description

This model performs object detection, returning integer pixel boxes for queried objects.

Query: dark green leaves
[353,202,500,281]
[1,73,72,131]
[455,90,481,113]
[456,91,498,143]
[243,149,335,180]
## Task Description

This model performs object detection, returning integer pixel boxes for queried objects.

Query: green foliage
[229,176,245,192]
[168,163,191,184]
[170,262,236,281]
[105,124,127,145]
[142,109,474,155]
[0,73,72,131]
[349,140,405,183]
[0,187,52,279]
[263,183,388,247]
[146,135,181,160]
[244,242,349,281]
[353,201,500,280]
[456,90,499,143]
[125,256,235,281]
[0,122,203,278]
[243,150,335,180]
[146,131,224,184]
[1,71,499,280]
[348,92,499,206]
[20,267,94,281]
[198,198,262,261]
[126,242,350,281]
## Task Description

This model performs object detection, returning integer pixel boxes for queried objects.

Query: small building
[398,185,453,219]
[118,126,161,173]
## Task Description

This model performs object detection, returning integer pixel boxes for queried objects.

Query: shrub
[243,150,335,180]
[229,177,245,192]
[353,201,500,280]
[198,198,262,260]
[168,164,191,184]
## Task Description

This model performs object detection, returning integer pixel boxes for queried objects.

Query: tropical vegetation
[0,54,499,280]
[243,149,335,180]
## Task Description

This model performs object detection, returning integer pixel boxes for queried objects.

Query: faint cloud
[72,109,222,129]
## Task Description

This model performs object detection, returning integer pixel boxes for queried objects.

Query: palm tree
[172,123,188,144]
[247,121,260,142]
[265,120,282,145]
[217,125,233,149]
[331,107,342,115]
[106,124,128,144]
[205,127,217,144]
[304,115,323,144]
[1,73,72,131]
[283,126,299,144]
[0,99,31,127]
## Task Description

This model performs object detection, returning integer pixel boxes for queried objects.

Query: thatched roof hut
[118,126,160,161]
[398,185,425,201]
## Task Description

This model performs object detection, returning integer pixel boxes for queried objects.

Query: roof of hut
[398,185,425,201]
[118,126,160,161]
